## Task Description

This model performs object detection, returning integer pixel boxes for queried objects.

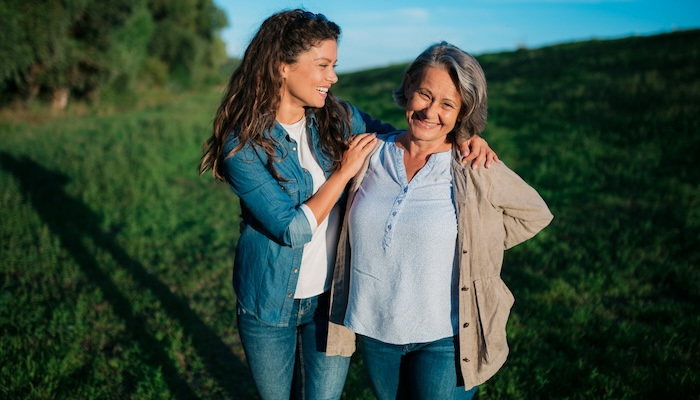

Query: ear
[279,62,289,80]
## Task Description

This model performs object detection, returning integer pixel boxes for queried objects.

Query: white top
[279,116,341,299]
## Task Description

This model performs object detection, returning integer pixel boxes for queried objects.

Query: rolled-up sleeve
[286,210,314,248]
[299,203,319,233]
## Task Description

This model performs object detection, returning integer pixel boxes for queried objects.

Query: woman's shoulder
[377,130,403,142]
[222,130,269,163]
[461,158,541,200]
[223,131,246,156]
[451,150,516,181]
[223,121,286,153]
[341,100,363,121]
[340,101,396,135]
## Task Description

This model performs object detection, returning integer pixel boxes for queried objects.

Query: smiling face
[404,66,462,145]
[278,39,338,122]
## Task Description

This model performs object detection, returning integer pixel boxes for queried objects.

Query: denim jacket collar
[266,110,319,139]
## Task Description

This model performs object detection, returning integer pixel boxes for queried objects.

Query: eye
[418,91,430,100]
[319,62,337,70]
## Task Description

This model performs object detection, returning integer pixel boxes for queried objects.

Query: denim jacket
[223,103,394,327]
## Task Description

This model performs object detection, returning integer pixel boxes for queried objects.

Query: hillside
[1,30,699,399]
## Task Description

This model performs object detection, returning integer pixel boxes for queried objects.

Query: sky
[213,0,700,73]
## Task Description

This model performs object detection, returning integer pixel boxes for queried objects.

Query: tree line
[0,0,229,109]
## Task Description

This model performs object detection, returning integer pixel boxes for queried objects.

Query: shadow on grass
[0,152,254,399]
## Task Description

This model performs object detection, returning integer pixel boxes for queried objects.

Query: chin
[310,98,326,108]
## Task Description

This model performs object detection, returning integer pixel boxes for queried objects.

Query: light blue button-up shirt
[223,103,394,327]
[345,136,459,344]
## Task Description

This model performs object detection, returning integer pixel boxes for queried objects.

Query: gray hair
[393,42,487,142]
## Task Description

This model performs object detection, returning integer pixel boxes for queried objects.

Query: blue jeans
[237,292,351,400]
[358,335,477,400]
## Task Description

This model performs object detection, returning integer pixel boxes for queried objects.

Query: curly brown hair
[199,9,351,181]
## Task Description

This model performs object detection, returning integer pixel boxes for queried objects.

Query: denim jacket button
[287,293,293,298]
[292,147,297,151]
[293,268,299,273]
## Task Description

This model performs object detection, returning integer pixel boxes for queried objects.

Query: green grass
[2,29,699,399]
[0,89,256,399]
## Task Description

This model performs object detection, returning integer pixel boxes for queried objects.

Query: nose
[327,69,338,84]
[423,101,439,119]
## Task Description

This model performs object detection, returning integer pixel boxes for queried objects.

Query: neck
[276,100,306,125]
[396,131,452,183]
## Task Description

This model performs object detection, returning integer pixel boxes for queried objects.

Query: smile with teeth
[317,87,329,94]
[414,117,439,128]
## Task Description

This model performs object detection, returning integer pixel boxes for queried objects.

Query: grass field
[2,30,699,399]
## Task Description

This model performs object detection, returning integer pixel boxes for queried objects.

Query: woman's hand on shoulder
[459,135,499,170]
[338,133,378,181]
[304,133,378,224]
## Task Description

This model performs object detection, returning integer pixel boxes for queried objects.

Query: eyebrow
[416,86,461,103]
[417,87,459,103]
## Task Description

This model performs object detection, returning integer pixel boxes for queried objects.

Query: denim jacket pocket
[277,178,300,204]
[473,276,515,365]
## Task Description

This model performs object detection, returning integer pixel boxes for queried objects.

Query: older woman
[326,42,553,399]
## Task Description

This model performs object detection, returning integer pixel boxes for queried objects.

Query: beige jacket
[326,138,554,388]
